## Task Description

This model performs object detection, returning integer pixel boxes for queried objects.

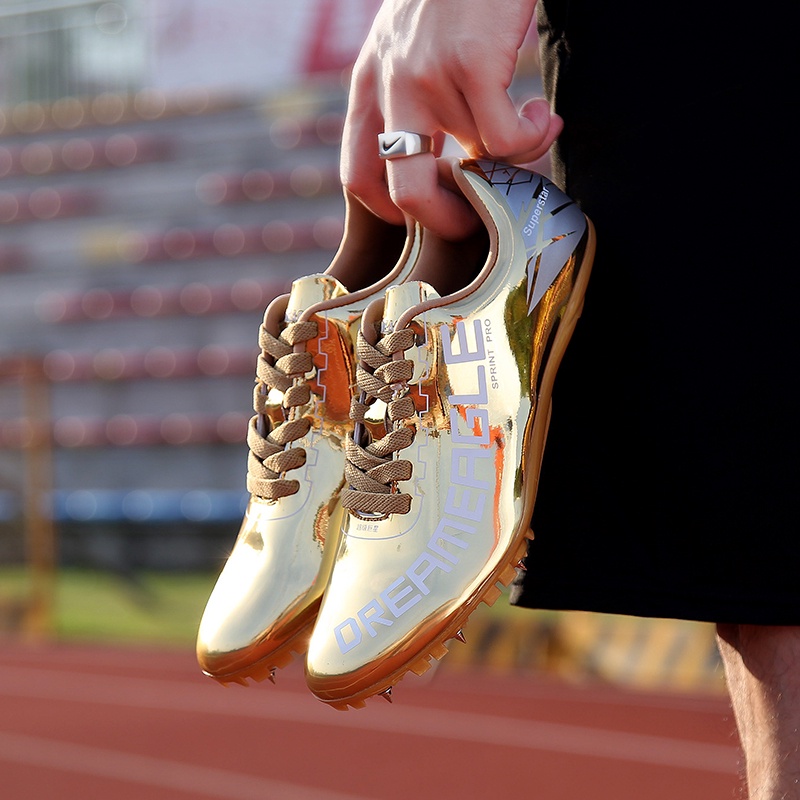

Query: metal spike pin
[379,687,393,703]
[454,629,467,644]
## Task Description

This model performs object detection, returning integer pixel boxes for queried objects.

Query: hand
[340,0,562,240]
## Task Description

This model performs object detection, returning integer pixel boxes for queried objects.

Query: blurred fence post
[0,357,57,639]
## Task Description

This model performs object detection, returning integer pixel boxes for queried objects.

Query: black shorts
[511,1,799,623]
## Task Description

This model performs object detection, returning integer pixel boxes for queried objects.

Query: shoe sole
[207,618,315,686]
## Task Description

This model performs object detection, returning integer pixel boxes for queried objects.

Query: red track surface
[0,642,742,799]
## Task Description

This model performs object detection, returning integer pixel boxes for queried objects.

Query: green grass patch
[0,566,219,647]
[0,566,526,647]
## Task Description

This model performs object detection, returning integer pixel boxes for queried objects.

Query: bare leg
[716,624,800,799]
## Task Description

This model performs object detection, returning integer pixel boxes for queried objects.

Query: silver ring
[378,131,434,160]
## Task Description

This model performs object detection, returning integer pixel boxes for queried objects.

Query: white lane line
[0,730,377,800]
[0,666,739,774]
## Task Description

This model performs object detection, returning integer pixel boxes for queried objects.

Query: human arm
[340,0,561,240]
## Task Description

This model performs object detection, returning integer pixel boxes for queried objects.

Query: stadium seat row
[38,345,256,383]
[0,244,26,272]
[195,164,339,205]
[0,186,98,224]
[0,89,244,135]
[0,411,250,450]
[35,279,284,324]
[113,216,344,263]
[0,133,173,178]
[0,91,344,149]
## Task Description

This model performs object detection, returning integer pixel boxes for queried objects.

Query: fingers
[374,97,560,240]
[339,0,559,242]
[342,97,561,241]
[381,101,482,240]
[467,89,562,164]
[342,86,562,241]
[386,153,481,241]
[339,72,406,227]
[518,98,564,159]
[343,85,481,240]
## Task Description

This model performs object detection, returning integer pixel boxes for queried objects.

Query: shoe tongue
[284,274,348,322]
[381,281,439,333]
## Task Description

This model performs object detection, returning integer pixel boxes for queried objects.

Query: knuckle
[340,165,362,195]
[485,132,523,158]
[449,44,477,81]
[387,181,426,216]
[386,181,412,208]
[341,166,378,208]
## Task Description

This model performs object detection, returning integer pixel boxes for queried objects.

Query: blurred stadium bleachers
[0,0,358,570]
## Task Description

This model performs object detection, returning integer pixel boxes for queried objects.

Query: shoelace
[341,328,416,516]
[246,318,318,500]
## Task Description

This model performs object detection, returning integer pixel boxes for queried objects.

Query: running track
[0,642,742,799]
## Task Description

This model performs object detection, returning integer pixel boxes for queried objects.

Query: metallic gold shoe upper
[196,193,420,684]
[305,159,596,708]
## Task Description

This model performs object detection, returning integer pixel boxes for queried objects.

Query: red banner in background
[148,0,540,94]
[302,0,382,75]
[148,0,381,93]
